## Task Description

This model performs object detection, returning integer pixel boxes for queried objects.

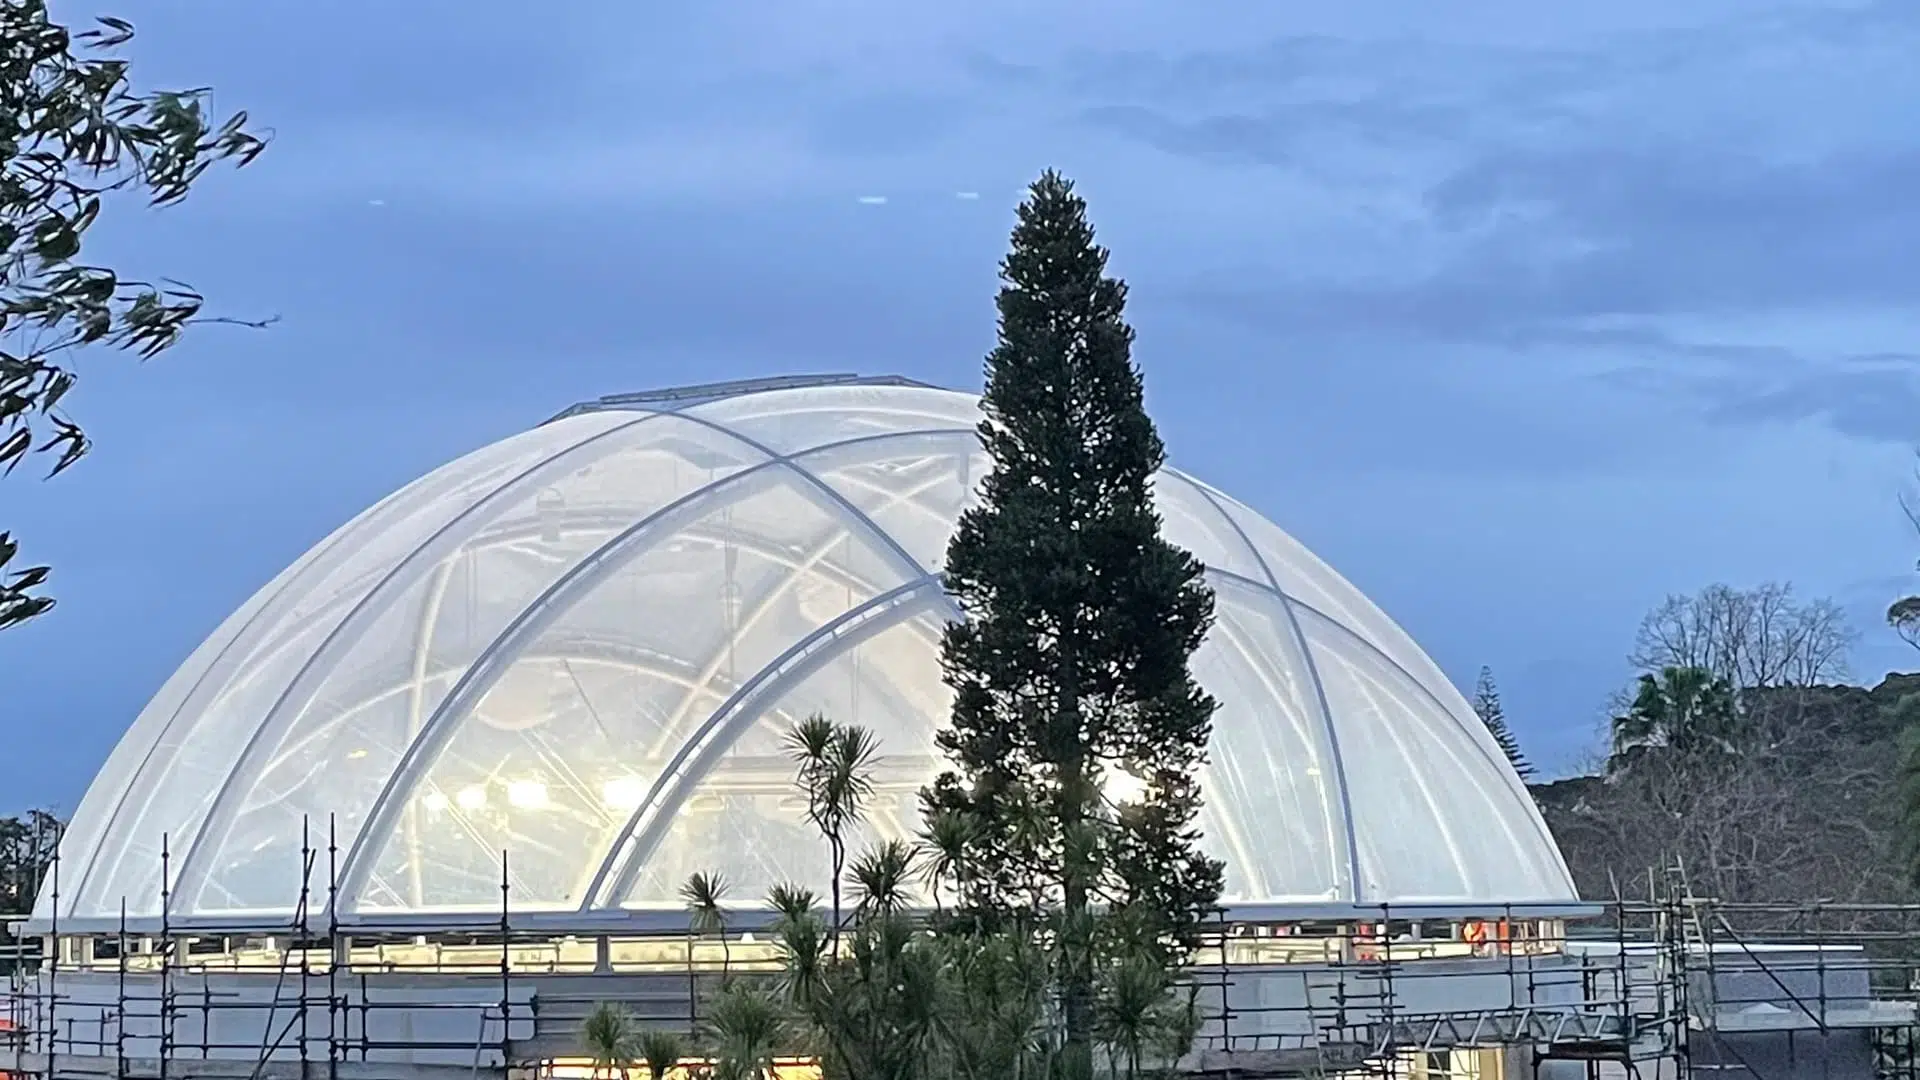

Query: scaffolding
[1179,901,1653,1080]
[9,843,1920,1080]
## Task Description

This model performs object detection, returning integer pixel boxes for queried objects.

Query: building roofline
[17,900,1602,937]
[544,373,945,425]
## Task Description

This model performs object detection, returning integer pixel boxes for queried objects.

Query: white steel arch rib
[665,409,956,585]
[1196,577,1335,900]
[1169,472,1366,902]
[639,453,962,764]
[65,429,590,913]
[589,577,947,908]
[194,510,925,690]
[165,411,680,908]
[61,448,520,908]
[1289,602,1554,886]
[328,428,973,914]
[1205,567,1564,888]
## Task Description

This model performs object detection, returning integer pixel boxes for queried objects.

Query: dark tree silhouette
[1470,666,1534,781]
[924,170,1222,1080]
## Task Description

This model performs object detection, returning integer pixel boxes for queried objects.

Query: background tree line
[0,809,61,971]
[1486,582,1920,921]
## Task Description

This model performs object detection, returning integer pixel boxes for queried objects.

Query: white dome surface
[42,376,1574,925]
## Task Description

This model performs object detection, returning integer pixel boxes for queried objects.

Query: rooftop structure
[34,375,1574,933]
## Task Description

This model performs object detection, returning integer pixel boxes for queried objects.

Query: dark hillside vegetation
[1535,674,1920,915]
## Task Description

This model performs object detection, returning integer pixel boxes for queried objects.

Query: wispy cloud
[941,2,1920,444]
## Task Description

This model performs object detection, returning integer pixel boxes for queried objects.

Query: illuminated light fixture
[507,780,549,809]
[601,775,646,811]
[347,748,368,760]
[455,785,488,811]
[423,791,450,813]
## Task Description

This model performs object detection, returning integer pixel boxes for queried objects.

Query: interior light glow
[423,791,450,813]
[507,779,549,809]
[455,785,488,811]
[602,775,647,810]
[1102,765,1149,806]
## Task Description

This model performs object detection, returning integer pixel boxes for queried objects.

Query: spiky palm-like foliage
[1093,956,1197,1080]
[1610,665,1745,768]
[705,982,788,1080]
[636,1029,688,1080]
[935,930,1056,1080]
[785,714,878,938]
[810,914,946,1080]
[580,1001,639,1080]
[917,809,973,916]
[766,883,818,930]
[848,839,916,919]
[682,870,732,976]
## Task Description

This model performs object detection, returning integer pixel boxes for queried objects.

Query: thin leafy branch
[1,0,269,627]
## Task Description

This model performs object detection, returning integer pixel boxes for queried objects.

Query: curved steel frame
[321,428,972,915]
[167,412,690,906]
[587,577,947,908]
[1206,568,1566,880]
[1171,473,1366,902]
[62,438,559,906]
[51,381,1576,925]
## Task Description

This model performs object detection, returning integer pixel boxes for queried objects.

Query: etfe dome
[40,375,1574,928]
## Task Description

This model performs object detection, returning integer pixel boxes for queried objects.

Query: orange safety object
[1462,920,1488,945]
[1353,922,1385,962]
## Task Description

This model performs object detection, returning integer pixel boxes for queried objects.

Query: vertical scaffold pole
[499,849,513,1070]
[117,897,127,1080]
[46,842,58,1079]
[327,814,341,1079]
[159,834,172,1080]
[1216,907,1233,1051]
[299,817,313,1071]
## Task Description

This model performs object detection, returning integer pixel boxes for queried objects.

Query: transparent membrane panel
[356,464,920,912]
[59,485,469,919]
[1153,474,1272,587]
[75,611,344,917]
[184,579,453,913]
[684,385,985,456]
[803,432,985,573]
[352,643,728,913]
[1203,483,1465,713]
[182,415,768,914]
[1297,606,1573,903]
[1195,576,1348,904]
[71,416,628,919]
[50,533,330,920]
[616,604,950,909]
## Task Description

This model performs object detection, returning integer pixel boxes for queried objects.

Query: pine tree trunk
[1060,808,1095,1080]
[1058,656,1095,1080]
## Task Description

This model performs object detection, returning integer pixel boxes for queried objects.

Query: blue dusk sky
[3,0,1919,813]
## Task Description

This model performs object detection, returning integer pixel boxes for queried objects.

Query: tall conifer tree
[926,170,1223,1079]
[1472,666,1535,781]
